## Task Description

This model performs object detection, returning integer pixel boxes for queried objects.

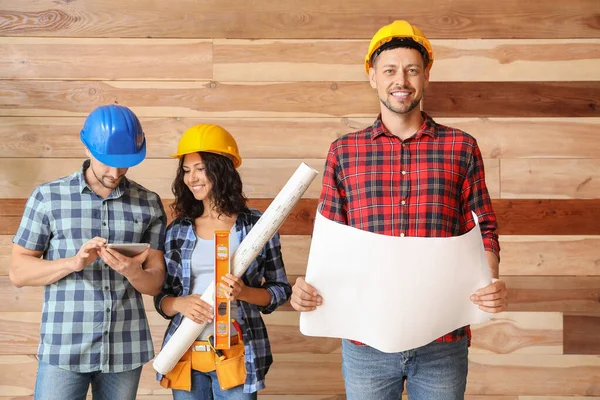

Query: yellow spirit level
[214,230,231,350]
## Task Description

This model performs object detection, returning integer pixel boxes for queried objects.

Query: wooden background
[1,0,599,398]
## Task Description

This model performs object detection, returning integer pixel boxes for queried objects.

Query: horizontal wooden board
[8,234,581,277]
[0,198,320,236]
[0,38,212,80]
[2,353,600,396]
[3,274,599,313]
[563,313,600,355]
[505,276,600,313]
[466,354,600,396]
[499,236,600,276]
[0,158,325,199]
[0,117,343,159]
[3,199,600,236]
[0,81,598,118]
[1,117,599,160]
[493,199,600,235]
[278,275,600,314]
[214,39,600,82]
[501,159,600,199]
[0,310,555,357]
[470,312,562,354]
[0,157,501,200]
[1,0,599,38]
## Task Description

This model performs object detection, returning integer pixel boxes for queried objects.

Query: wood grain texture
[0,81,598,118]
[0,236,11,274]
[2,199,600,236]
[563,313,600,355]
[466,354,600,396]
[0,38,212,80]
[1,117,599,160]
[505,276,600,313]
[1,0,599,38]
[493,199,600,235]
[470,312,562,354]
[0,158,325,199]
[499,236,600,276]
[0,157,500,200]
[501,159,600,199]
[0,198,320,236]
[3,275,599,314]
[214,39,600,82]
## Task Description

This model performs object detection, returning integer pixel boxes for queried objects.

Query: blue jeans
[34,360,142,400]
[342,337,468,400]
[172,370,257,400]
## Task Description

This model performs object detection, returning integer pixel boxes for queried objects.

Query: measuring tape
[214,230,231,350]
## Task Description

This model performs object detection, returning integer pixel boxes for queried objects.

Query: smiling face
[369,46,430,118]
[182,152,214,205]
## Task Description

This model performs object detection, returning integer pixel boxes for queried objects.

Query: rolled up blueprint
[153,162,319,375]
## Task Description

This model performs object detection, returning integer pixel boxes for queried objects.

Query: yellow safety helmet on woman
[364,20,434,74]
[171,124,242,168]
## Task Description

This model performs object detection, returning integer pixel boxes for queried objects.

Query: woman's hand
[219,274,247,301]
[174,294,214,324]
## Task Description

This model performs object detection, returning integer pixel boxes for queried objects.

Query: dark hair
[171,152,247,220]
[371,38,429,69]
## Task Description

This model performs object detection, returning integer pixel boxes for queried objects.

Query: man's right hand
[290,277,322,312]
[173,294,214,324]
[71,237,106,272]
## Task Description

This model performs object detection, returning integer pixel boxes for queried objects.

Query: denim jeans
[34,360,142,400]
[342,336,468,400]
[172,370,257,400]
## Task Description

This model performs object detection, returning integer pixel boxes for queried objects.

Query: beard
[379,89,422,115]
[91,167,124,189]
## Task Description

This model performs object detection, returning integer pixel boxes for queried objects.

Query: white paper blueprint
[299,209,492,353]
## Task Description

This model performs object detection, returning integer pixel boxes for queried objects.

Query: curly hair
[171,152,247,220]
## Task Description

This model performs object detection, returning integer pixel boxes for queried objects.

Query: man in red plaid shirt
[291,20,508,400]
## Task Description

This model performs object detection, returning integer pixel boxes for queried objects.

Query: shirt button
[106,308,110,312]
[401,200,406,205]
[104,286,109,290]
[401,170,407,175]
[400,233,405,237]
[104,331,108,335]
[102,222,107,226]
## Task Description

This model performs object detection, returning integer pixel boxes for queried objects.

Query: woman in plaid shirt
[154,124,291,399]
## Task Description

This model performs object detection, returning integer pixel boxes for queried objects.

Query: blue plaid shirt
[13,160,166,373]
[155,208,291,393]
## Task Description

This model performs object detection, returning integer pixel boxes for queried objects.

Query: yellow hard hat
[364,20,434,74]
[171,124,242,168]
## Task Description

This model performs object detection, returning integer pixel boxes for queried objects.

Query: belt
[192,334,240,352]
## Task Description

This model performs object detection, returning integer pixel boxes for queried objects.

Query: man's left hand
[470,279,507,313]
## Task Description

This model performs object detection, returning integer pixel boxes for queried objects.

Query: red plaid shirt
[319,112,499,345]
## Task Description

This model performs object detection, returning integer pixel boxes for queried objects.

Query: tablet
[106,243,149,257]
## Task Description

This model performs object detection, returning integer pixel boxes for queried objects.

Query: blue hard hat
[80,104,146,168]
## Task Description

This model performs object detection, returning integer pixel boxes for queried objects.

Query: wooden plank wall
[0,0,599,398]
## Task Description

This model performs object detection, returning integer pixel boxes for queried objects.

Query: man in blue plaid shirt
[10,105,167,400]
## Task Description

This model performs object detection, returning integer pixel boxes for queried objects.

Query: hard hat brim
[170,149,242,169]
[86,139,147,168]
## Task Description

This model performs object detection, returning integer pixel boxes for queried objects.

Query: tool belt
[160,332,246,391]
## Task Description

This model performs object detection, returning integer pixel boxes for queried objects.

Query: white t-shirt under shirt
[190,225,240,340]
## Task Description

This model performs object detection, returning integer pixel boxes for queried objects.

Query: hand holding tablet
[106,243,150,257]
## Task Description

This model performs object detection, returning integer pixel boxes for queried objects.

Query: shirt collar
[370,112,438,141]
